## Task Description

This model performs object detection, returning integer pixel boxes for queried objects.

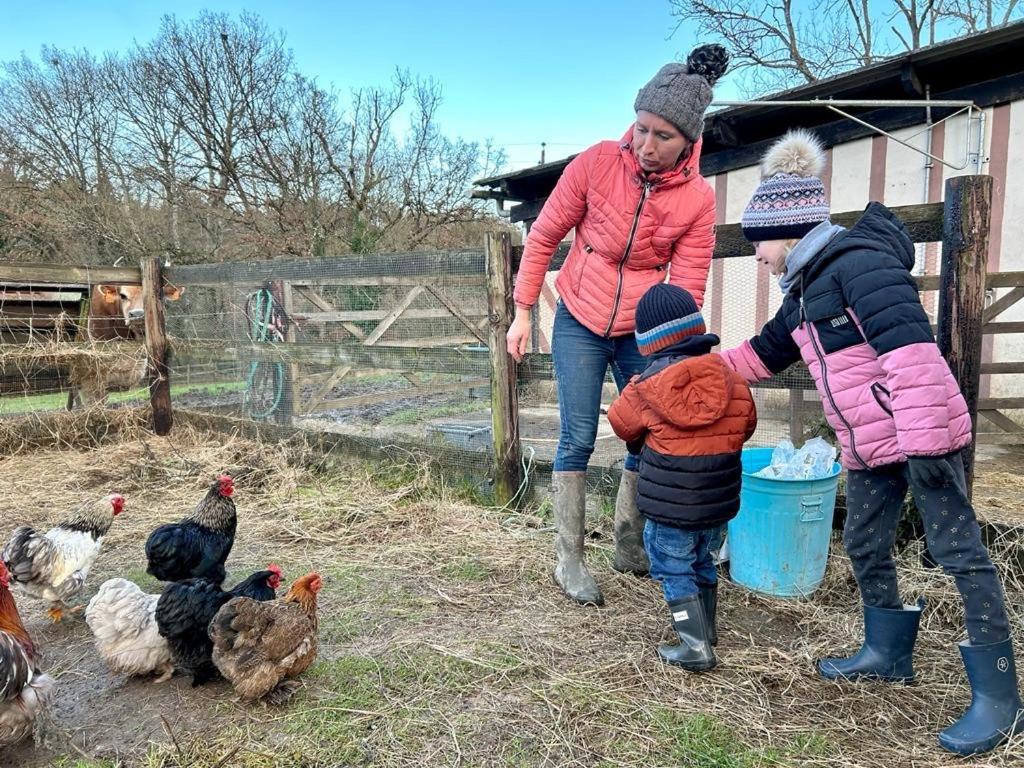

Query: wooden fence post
[936,175,992,496]
[142,256,173,436]
[486,232,524,505]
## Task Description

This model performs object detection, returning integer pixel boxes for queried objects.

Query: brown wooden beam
[142,257,173,435]
[982,285,1024,325]
[936,175,992,495]
[486,232,523,507]
[312,378,488,412]
[0,264,143,285]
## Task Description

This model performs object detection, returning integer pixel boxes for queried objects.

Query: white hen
[2,493,124,622]
[86,578,173,682]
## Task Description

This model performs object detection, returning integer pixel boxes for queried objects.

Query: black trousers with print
[843,450,1010,644]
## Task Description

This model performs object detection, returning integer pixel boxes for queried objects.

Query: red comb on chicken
[145,474,237,585]
[267,564,283,590]
[217,475,234,497]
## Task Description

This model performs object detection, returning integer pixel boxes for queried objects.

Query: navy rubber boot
[658,594,716,672]
[817,601,923,682]
[938,638,1024,756]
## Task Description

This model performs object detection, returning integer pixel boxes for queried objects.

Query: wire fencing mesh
[0,243,942,478]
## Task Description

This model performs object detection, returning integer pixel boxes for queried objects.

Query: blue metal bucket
[727,447,842,598]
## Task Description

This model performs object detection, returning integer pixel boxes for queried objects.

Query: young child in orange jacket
[608,283,756,671]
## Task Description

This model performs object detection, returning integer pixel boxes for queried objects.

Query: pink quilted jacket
[513,128,716,337]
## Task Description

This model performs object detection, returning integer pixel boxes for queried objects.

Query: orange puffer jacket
[513,127,717,338]
[608,353,758,529]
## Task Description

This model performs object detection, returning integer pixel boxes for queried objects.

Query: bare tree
[669,0,1023,93]
[0,10,506,263]
[939,0,1021,31]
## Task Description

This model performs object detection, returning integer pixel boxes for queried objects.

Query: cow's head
[98,284,184,335]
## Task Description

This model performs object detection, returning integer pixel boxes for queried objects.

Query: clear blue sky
[0,1,741,171]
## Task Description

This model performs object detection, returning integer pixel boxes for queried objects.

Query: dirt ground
[1,410,1023,768]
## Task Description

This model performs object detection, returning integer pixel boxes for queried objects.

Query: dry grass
[2,408,1023,767]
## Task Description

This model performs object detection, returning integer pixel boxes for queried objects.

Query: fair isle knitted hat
[635,284,706,356]
[741,130,830,242]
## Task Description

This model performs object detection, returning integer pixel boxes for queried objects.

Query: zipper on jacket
[603,179,652,337]
[806,307,869,470]
[799,275,869,469]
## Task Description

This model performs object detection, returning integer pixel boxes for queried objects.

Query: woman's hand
[506,307,532,362]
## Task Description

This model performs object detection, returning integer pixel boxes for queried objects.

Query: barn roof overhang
[474,21,1024,220]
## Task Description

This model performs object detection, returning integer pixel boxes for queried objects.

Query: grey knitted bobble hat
[634,44,729,142]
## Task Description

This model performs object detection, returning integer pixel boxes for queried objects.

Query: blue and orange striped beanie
[634,283,706,356]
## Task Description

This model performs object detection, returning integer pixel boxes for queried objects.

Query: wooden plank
[486,232,523,507]
[293,276,486,287]
[525,203,943,271]
[382,335,479,348]
[424,284,488,344]
[0,291,85,302]
[976,432,1024,446]
[293,285,367,341]
[979,410,1024,433]
[981,362,1024,374]
[179,341,490,374]
[170,250,485,287]
[978,398,1024,410]
[142,257,173,435]
[300,364,352,414]
[0,263,142,285]
[362,285,424,346]
[293,308,486,323]
[936,175,991,495]
[313,378,488,412]
[177,342,816,392]
[985,272,1024,289]
[982,285,1024,325]
[982,322,1024,334]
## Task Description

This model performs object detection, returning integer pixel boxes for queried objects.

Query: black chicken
[155,565,281,686]
[146,475,237,585]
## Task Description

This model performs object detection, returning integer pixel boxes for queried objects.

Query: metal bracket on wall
[712,99,982,172]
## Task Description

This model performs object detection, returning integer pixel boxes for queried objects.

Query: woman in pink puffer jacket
[506,45,728,607]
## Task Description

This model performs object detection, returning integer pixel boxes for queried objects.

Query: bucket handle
[800,495,824,522]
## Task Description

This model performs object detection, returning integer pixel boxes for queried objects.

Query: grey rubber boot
[552,471,604,606]
[612,469,649,575]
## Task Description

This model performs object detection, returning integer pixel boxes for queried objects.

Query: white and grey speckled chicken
[86,577,173,682]
[0,562,54,748]
[2,493,124,622]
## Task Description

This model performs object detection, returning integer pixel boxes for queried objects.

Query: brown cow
[67,283,184,407]
[88,283,183,341]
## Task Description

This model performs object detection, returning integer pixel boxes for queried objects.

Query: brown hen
[208,572,321,703]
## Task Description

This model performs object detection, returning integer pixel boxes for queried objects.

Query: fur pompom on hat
[634,44,729,142]
[742,129,831,242]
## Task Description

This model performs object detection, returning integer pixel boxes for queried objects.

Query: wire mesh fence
[0,222,948,490]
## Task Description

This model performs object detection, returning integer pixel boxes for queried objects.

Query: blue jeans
[552,302,647,472]
[644,519,726,602]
